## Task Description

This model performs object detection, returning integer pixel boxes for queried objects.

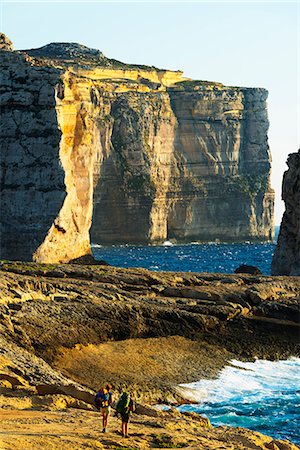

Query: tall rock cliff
[0,34,274,262]
[272,150,300,276]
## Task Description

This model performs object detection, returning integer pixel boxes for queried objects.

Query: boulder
[68,254,109,265]
[235,265,262,275]
[36,384,95,405]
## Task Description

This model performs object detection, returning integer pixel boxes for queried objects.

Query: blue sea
[178,358,300,445]
[92,226,300,444]
[92,227,280,275]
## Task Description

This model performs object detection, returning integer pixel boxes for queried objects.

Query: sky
[1,0,299,225]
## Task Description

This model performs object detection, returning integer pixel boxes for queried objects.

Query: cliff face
[165,86,273,242]
[0,50,65,261]
[272,150,300,276]
[0,35,274,262]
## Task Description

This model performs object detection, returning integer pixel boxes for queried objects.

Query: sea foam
[178,358,300,444]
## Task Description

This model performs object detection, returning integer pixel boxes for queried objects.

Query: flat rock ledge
[0,402,298,450]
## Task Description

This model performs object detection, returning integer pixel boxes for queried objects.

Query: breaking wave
[178,358,300,444]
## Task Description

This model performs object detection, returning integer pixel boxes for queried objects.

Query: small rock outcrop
[0,32,13,51]
[0,34,274,262]
[272,150,300,276]
[234,264,262,275]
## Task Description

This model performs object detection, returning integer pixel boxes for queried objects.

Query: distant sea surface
[92,227,280,275]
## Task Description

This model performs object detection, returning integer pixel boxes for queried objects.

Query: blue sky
[1,1,299,224]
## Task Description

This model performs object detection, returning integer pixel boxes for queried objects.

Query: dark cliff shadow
[0,52,65,261]
[91,151,152,245]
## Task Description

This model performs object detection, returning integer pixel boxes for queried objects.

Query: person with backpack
[94,386,113,433]
[116,391,135,438]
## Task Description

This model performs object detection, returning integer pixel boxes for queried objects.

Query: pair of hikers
[95,385,134,438]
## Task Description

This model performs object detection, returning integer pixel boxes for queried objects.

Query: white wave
[179,358,300,405]
[163,240,174,247]
[154,404,171,411]
[91,243,102,248]
[175,385,209,403]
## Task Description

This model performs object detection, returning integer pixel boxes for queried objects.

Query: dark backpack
[116,392,131,414]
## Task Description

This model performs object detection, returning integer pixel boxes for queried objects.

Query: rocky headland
[0,33,274,263]
[0,262,299,449]
[272,150,300,276]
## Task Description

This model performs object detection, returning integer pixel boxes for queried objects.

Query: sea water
[92,241,276,275]
[92,228,279,276]
[178,358,300,444]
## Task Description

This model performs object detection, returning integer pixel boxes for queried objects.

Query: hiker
[94,386,112,432]
[116,391,135,438]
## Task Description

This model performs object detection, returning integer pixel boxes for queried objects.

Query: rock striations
[0,261,299,398]
[272,150,300,276]
[0,34,274,262]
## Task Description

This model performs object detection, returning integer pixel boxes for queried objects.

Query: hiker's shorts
[100,406,110,416]
[121,412,130,423]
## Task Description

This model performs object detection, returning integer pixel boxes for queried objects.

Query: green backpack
[116,392,131,414]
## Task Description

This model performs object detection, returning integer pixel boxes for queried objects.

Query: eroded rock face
[0,32,13,51]
[1,262,299,363]
[165,86,274,242]
[272,150,300,275]
[0,35,274,262]
[0,50,65,261]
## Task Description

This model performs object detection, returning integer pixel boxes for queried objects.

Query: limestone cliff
[0,49,65,261]
[0,35,274,262]
[272,150,300,276]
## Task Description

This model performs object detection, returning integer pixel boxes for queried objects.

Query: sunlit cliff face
[0,36,274,262]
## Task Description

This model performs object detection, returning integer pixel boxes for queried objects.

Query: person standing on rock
[94,386,112,433]
[116,391,135,438]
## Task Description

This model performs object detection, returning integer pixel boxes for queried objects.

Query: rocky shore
[0,262,299,448]
[1,405,299,450]
[0,262,299,397]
